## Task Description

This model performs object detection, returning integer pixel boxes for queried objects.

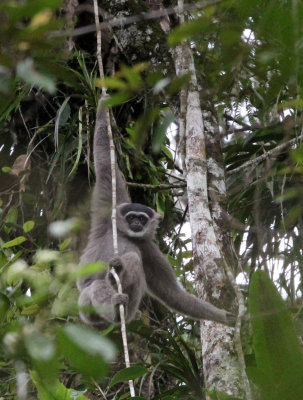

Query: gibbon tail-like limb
[77,95,235,327]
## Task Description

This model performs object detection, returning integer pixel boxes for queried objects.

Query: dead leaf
[10,155,31,192]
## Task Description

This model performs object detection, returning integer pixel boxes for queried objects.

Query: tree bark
[172,37,245,397]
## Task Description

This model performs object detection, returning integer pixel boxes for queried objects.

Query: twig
[92,0,135,396]
[92,378,107,400]
[164,171,186,181]
[224,113,254,131]
[93,0,104,86]
[227,134,303,176]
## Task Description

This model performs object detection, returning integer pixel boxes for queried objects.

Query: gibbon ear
[154,211,162,220]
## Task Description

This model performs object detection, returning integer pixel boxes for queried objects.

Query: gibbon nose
[131,223,142,232]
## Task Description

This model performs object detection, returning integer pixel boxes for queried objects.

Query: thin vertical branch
[15,361,29,400]
[85,100,91,187]
[92,0,135,396]
[93,0,105,86]
[222,258,253,399]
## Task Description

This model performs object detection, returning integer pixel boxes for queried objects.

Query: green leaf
[26,333,56,362]
[2,236,27,248]
[22,304,39,315]
[16,58,56,94]
[103,92,131,107]
[68,106,83,176]
[162,146,173,162]
[4,206,18,234]
[2,166,11,173]
[130,108,159,149]
[0,293,10,323]
[122,64,143,89]
[59,238,72,251]
[75,261,106,279]
[31,370,90,400]
[0,67,12,94]
[25,333,58,386]
[96,77,127,90]
[57,324,116,379]
[167,73,191,95]
[152,110,175,154]
[156,192,166,214]
[23,220,35,233]
[109,365,148,388]
[249,270,303,399]
[4,0,63,22]
[54,96,70,148]
[125,155,134,180]
[168,17,211,46]
[0,251,23,274]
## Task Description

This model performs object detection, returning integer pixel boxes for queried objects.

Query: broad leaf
[57,324,116,379]
[109,365,148,388]
[31,370,90,400]
[249,270,303,399]
[23,220,35,233]
[2,236,27,248]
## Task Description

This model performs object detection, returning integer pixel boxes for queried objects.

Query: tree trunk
[172,38,245,397]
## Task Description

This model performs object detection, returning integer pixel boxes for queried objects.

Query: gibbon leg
[78,279,123,325]
[107,252,146,321]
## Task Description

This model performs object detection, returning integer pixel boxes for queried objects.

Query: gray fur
[77,95,234,327]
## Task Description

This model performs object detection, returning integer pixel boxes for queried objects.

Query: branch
[227,134,303,176]
[224,113,254,131]
[51,0,225,38]
[126,182,186,190]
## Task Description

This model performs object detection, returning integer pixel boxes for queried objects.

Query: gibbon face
[117,203,159,238]
[125,212,149,232]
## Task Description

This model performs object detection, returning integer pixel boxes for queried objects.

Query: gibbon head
[117,203,161,239]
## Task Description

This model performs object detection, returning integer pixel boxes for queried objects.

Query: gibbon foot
[108,257,125,285]
[109,256,124,274]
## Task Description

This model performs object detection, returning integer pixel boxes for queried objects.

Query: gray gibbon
[77,95,234,327]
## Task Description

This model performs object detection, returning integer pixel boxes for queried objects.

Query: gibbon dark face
[125,213,148,232]
[116,203,159,238]
[121,203,153,233]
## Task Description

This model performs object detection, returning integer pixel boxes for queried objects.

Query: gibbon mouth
[131,225,143,232]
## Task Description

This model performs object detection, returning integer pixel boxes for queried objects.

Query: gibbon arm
[142,242,232,326]
[92,96,130,216]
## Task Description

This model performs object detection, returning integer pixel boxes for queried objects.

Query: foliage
[0,0,66,114]
[248,270,303,400]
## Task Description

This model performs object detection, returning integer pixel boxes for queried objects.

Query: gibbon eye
[126,214,135,223]
[139,216,147,225]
